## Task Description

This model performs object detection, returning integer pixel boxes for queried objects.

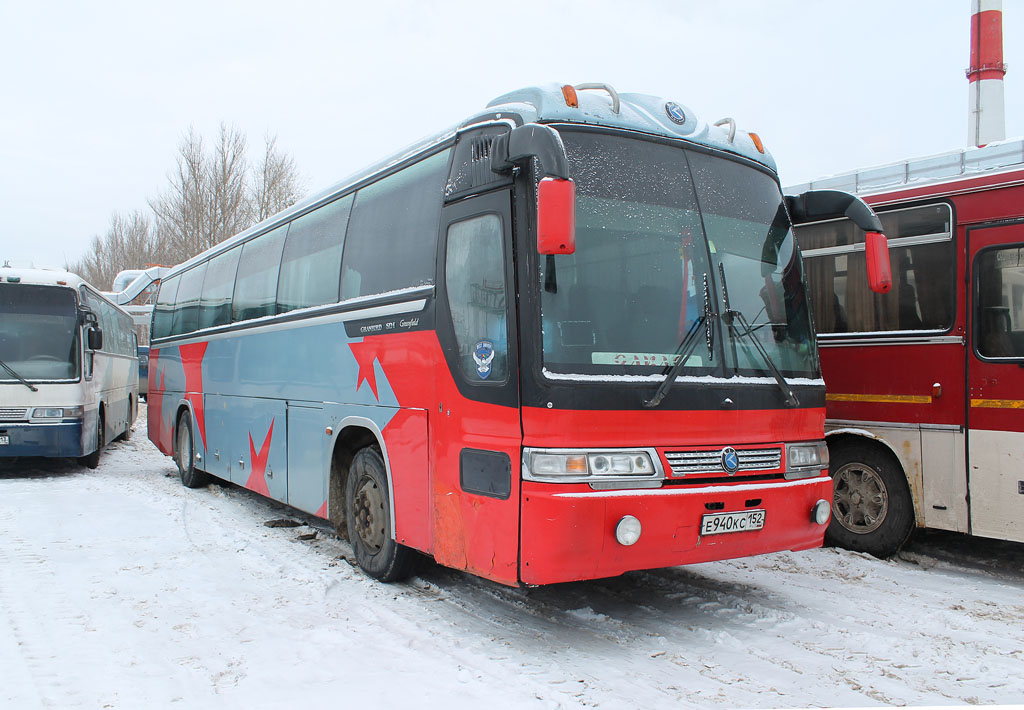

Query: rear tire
[345,447,416,582]
[175,411,208,488]
[79,415,103,470]
[826,440,915,557]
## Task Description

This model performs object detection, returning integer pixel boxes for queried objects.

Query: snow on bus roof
[0,266,132,314]
[0,265,87,289]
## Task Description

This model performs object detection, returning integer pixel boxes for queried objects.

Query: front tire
[345,447,416,582]
[826,441,915,557]
[175,411,208,488]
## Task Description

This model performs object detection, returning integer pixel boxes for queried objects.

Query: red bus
[792,138,1024,555]
[147,83,887,585]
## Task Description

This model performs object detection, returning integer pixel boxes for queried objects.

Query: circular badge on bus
[665,102,687,125]
[721,446,740,474]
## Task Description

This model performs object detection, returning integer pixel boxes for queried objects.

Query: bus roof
[0,266,89,290]
[0,266,132,315]
[786,136,1024,197]
[164,83,777,279]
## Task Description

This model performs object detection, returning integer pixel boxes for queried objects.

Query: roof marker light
[561,84,579,108]
[749,132,766,154]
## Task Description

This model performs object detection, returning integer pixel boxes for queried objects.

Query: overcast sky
[2,0,1020,277]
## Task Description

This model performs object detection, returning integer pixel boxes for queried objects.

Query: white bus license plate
[701,509,765,536]
[0,435,8,445]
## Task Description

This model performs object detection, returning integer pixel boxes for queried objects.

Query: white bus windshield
[0,284,80,381]
[539,131,817,380]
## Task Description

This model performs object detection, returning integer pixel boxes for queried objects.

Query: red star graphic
[245,419,275,496]
[349,339,381,401]
[179,342,209,449]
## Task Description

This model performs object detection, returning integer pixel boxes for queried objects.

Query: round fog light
[812,499,831,525]
[615,515,642,546]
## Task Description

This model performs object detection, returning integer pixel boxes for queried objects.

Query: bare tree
[251,133,305,224]
[68,210,158,289]
[150,124,249,259]
[75,124,305,277]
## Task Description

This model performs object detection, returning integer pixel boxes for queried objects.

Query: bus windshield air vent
[445,126,514,202]
[664,446,782,477]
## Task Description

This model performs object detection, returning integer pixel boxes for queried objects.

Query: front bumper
[0,421,86,458]
[520,475,832,585]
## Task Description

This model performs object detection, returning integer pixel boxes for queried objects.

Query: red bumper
[519,475,832,585]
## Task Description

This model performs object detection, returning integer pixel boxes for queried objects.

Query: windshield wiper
[643,274,714,408]
[717,263,798,407]
[0,357,38,392]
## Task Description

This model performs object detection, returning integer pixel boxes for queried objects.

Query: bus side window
[445,214,508,383]
[799,204,953,334]
[278,193,352,313]
[171,263,208,336]
[341,149,450,301]
[976,246,1024,359]
[200,247,241,330]
[152,275,180,340]
[232,224,288,323]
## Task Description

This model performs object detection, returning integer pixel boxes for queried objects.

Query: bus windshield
[539,130,817,380]
[0,284,80,381]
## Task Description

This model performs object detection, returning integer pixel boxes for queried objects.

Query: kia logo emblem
[721,447,740,474]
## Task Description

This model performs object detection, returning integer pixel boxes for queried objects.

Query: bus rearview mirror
[865,231,892,294]
[537,177,576,255]
[88,327,103,351]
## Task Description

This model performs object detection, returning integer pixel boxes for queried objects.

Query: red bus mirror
[865,231,892,294]
[537,177,576,255]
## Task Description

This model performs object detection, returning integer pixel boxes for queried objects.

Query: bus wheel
[79,415,104,470]
[345,447,416,582]
[826,441,914,557]
[175,411,208,489]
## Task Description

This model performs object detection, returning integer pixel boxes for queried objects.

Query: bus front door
[967,221,1024,544]
[432,190,523,585]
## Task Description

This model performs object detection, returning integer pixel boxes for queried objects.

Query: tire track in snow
[0,485,93,708]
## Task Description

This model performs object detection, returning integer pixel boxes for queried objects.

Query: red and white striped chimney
[967,0,1007,147]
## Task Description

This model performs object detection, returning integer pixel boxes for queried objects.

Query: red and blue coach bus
[791,138,1024,556]
[148,83,888,585]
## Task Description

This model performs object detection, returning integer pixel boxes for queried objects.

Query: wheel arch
[328,417,396,539]
[825,428,920,528]
[171,398,196,453]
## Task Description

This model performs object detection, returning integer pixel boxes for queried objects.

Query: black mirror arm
[491,124,570,180]
[786,190,883,233]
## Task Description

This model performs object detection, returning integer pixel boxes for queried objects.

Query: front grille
[664,447,783,476]
[0,408,28,421]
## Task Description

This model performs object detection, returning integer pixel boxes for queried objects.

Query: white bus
[0,266,139,468]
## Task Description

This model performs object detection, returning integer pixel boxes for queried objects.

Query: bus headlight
[523,448,663,485]
[32,406,84,419]
[785,441,829,479]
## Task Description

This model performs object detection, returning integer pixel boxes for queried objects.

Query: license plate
[0,435,8,445]
[700,509,765,536]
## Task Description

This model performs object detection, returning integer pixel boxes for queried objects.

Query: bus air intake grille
[664,447,783,476]
[0,408,29,421]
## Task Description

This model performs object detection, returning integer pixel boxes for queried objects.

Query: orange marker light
[749,132,766,154]
[565,455,588,473]
[561,84,579,108]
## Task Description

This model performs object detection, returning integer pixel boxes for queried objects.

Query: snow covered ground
[2,405,1022,709]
